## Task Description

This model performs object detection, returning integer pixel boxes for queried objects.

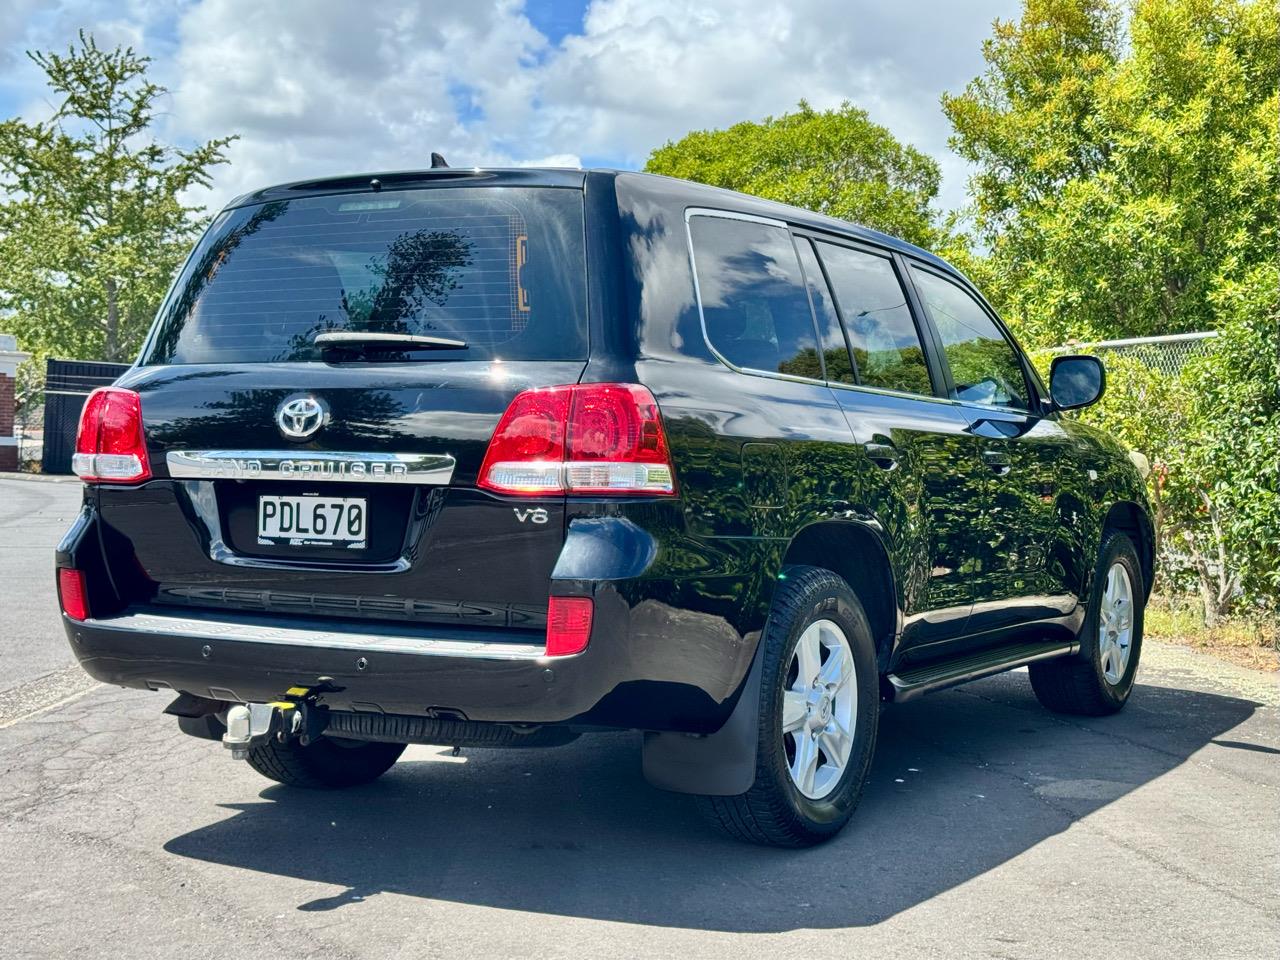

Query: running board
[886,639,1077,703]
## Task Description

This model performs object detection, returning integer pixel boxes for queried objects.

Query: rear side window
[909,267,1031,411]
[145,187,587,364]
[688,215,821,379]
[795,238,854,385]
[816,242,933,397]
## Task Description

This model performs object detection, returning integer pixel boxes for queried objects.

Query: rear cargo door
[98,183,587,633]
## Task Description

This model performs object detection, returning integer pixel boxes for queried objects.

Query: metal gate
[41,359,131,475]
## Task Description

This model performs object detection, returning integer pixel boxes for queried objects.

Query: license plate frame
[257,494,368,549]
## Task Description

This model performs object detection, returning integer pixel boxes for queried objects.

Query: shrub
[1042,274,1279,627]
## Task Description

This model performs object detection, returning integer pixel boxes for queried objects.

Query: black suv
[57,168,1153,847]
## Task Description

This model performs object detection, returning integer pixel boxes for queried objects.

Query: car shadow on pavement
[163,675,1260,931]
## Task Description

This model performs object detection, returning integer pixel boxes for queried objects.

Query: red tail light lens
[478,383,675,496]
[565,384,673,494]
[72,387,151,484]
[476,386,571,494]
[546,596,593,656]
[58,569,89,621]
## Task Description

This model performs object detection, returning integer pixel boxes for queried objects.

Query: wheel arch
[1103,500,1155,600]
[779,520,900,671]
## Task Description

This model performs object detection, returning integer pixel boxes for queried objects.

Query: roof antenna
[430,152,449,169]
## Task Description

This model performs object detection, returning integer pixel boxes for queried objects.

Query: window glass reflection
[689,216,822,378]
[910,268,1030,411]
[147,188,587,364]
[817,242,933,396]
[796,238,854,384]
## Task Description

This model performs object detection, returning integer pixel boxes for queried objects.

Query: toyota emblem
[275,394,328,440]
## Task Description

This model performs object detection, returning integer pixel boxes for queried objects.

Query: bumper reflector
[546,596,593,656]
[58,568,89,621]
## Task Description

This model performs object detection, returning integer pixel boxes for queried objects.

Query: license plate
[257,495,367,549]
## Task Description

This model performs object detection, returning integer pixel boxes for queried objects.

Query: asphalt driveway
[1,476,1276,959]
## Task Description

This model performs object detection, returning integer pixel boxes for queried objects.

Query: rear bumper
[62,590,761,734]
[59,501,769,732]
[64,608,594,723]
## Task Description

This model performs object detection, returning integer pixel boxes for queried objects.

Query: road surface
[1,476,1276,959]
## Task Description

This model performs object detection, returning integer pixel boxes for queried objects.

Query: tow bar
[222,686,329,760]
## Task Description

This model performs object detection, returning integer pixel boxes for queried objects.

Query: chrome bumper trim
[90,611,546,661]
[165,450,456,485]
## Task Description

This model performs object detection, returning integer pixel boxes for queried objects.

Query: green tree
[953,0,1279,623]
[944,0,1278,347]
[644,101,943,248]
[0,32,235,363]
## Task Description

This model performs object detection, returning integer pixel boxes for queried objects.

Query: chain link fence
[15,395,43,467]
[1042,331,1219,377]
[1038,331,1232,607]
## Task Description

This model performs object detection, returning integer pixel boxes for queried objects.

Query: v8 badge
[514,507,549,524]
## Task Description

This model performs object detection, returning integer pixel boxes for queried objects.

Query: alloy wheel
[781,619,857,800]
[1098,562,1135,685]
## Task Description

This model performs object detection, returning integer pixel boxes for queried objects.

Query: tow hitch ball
[223,694,328,760]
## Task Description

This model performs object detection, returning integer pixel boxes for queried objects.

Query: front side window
[909,267,1031,411]
[816,241,933,397]
[689,215,822,379]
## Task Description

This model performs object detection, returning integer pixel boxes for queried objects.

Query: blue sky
[524,0,592,45]
[0,1,1020,215]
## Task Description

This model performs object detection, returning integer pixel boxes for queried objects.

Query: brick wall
[0,374,15,471]
[0,334,28,472]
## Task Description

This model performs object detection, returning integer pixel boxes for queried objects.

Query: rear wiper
[313,331,468,351]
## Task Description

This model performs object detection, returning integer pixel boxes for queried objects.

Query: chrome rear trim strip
[91,611,546,661]
[166,450,456,485]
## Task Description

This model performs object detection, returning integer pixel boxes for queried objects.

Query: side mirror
[1049,354,1106,411]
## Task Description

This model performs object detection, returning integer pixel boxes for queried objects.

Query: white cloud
[525,0,1020,209]
[166,0,557,209]
[2,0,1021,217]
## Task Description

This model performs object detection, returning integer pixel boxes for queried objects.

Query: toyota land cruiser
[56,167,1153,847]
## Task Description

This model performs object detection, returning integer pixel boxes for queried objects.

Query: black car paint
[58,167,1153,791]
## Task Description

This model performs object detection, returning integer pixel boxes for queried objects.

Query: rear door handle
[982,450,1012,476]
[863,442,899,471]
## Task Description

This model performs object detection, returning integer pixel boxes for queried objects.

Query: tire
[1030,530,1145,716]
[697,565,880,847]
[246,736,406,789]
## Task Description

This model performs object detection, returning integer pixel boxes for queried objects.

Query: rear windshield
[144,187,587,364]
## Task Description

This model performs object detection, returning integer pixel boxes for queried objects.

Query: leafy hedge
[1039,265,1278,624]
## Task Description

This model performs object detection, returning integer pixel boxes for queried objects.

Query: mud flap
[641,638,764,796]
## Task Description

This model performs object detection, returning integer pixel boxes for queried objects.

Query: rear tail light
[58,569,89,621]
[546,596,593,656]
[478,383,675,496]
[72,387,151,484]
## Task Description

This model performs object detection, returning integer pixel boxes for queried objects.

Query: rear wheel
[1030,530,1145,716]
[698,566,879,847]
[246,736,406,789]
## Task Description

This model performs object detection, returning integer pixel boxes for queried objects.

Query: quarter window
[909,267,1031,411]
[816,242,933,397]
[689,216,822,379]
